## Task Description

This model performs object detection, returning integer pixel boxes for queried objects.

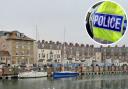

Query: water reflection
[0,75,128,89]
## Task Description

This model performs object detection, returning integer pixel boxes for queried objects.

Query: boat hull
[53,71,79,78]
[18,71,47,78]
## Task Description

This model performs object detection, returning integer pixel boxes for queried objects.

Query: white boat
[18,71,47,78]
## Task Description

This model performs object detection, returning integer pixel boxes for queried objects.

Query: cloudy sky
[0,0,128,46]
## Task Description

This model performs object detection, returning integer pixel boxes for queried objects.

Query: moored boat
[53,71,79,78]
[18,71,47,78]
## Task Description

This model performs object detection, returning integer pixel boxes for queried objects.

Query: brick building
[0,31,36,65]
[37,40,128,64]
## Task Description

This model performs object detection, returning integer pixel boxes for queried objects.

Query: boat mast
[36,24,38,65]
[63,28,66,64]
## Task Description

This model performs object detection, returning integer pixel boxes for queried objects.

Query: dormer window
[16,32,20,37]
[6,33,10,37]
[21,33,24,38]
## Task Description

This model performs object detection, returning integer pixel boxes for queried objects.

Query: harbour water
[0,74,128,89]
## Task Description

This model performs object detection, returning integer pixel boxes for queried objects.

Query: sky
[0,0,128,47]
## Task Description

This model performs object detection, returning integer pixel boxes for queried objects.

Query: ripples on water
[0,74,128,89]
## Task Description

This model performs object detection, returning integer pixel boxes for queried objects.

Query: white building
[113,60,120,66]
[38,49,61,65]
[95,52,102,62]
[104,58,112,66]
[84,59,92,66]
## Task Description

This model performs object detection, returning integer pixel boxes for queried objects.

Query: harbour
[0,63,127,79]
[0,0,128,89]
[0,74,128,89]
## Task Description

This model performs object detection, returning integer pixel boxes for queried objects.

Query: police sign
[93,13,123,32]
[86,1,127,43]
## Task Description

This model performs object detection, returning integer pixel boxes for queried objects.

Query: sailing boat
[52,29,79,79]
[18,25,47,78]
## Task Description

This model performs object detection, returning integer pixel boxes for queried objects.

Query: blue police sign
[93,13,123,32]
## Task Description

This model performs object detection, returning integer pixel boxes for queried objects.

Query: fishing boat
[18,71,47,78]
[53,71,79,78]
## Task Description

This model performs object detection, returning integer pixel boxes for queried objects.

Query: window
[22,51,24,55]
[39,54,40,58]
[47,54,48,59]
[16,32,21,37]
[57,55,60,58]
[16,52,18,55]
[21,33,24,38]
[6,34,10,38]
[42,53,45,58]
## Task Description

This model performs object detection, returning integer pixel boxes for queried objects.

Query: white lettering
[98,16,104,26]
[93,13,123,31]
[103,16,108,27]
[110,17,115,29]
[115,18,121,30]
[107,17,111,28]
[94,15,98,25]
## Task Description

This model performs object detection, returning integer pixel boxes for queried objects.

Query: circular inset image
[85,1,127,44]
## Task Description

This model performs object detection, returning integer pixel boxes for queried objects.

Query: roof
[0,31,9,36]
[0,51,10,56]
[7,36,35,41]
[0,31,35,41]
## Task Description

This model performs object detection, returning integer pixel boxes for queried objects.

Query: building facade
[37,40,61,64]
[0,31,36,65]
[38,49,61,64]
[37,40,128,64]
[0,37,11,65]
[100,45,128,63]
[0,51,11,65]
